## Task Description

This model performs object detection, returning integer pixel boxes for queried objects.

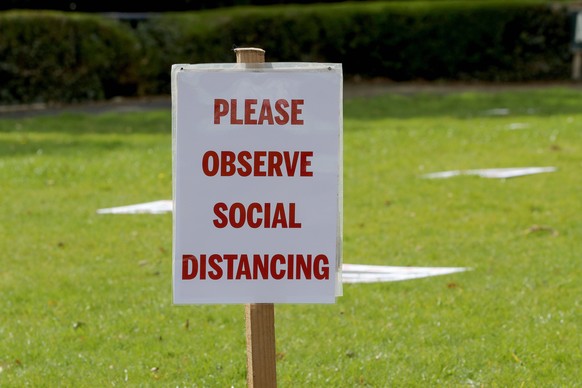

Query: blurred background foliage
[0,1,578,105]
[1,0,502,12]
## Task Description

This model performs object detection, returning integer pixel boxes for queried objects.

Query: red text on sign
[213,202,301,229]
[202,150,313,177]
[182,253,330,280]
[214,98,304,125]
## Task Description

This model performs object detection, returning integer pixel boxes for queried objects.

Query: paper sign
[172,63,342,304]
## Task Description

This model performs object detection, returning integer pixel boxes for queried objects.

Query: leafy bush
[0,1,574,104]
[137,1,571,96]
[0,10,141,104]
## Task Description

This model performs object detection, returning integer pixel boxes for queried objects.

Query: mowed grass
[1,87,581,386]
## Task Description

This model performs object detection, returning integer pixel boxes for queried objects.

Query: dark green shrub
[0,2,574,104]
[0,10,141,104]
[135,1,571,97]
[135,12,234,96]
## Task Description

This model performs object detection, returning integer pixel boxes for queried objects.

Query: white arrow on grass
[97,200,471,283]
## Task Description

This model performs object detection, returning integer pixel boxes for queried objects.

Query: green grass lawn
[1,87,581,386]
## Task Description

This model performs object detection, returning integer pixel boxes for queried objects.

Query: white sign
[172,63,342,304]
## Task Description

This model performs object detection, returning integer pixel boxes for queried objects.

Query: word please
[202,150,313,177]
[214,98,304,125]
[182,253,330,280]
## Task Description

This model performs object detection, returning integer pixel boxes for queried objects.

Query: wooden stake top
[234,47,266,64]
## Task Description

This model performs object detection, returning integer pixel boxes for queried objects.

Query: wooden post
[235,47,266,64]
[245,303,277,387]
[235,47,277,388]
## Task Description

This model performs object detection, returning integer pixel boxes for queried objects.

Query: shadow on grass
[0,137,127,158]
[344,88,582,120]
[0,110,172,135]
[2,88,582,136]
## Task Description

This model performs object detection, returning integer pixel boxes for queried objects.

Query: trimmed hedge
[1,0,371,12]
[0,10,140,104]
[0,2,575,105]
[137,2,571,96]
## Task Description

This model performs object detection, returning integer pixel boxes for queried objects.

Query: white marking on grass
[483,108,510,116]
[342,264,469,283]
[101,166,556,215]
[423,167,556,180]
[96,202,470,283]
[97,200,172,214]
[507,123,530,130]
